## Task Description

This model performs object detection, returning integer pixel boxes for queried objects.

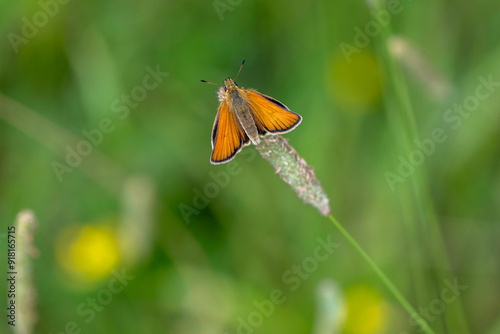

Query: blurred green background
[1,0,500,333]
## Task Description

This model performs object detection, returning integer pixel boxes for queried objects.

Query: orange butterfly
[202,60,302,164]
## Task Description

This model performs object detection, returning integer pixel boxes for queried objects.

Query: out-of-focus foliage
[1,0,499,333]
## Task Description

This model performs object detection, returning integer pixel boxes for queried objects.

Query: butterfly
[202,60,302,164]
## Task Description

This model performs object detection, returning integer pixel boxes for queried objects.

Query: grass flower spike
[255,135,331,216]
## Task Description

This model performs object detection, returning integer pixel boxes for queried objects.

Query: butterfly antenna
[200,80,222,86]
[234,59,245,80]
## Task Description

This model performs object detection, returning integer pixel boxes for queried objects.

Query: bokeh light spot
[56,224,121,283]
[343,285,387,334]
[327,51,383,112]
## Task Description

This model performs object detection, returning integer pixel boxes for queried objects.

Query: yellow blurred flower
[343,285,387,334]
[327,51,383,112]
[56,222,121,283]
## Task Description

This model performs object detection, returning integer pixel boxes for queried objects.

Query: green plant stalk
[256,136,433,332]
[328,214,436,334]
[372,0,470,332]
[377,40,471,334]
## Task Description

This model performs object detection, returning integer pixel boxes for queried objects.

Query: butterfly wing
[245,89,302,135]
[211,100,250,164]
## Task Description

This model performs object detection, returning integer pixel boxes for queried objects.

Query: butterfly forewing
[245,90,302,134]
[211,101,250,164]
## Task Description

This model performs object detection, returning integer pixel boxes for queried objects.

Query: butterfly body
[205,62,302,165]
[220,79,260,145]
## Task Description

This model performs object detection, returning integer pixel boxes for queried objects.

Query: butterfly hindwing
[211,101,250,164]
[245,89,302,135]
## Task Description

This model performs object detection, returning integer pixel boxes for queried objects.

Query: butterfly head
[217,78,237,102]
[224,78,238,90]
